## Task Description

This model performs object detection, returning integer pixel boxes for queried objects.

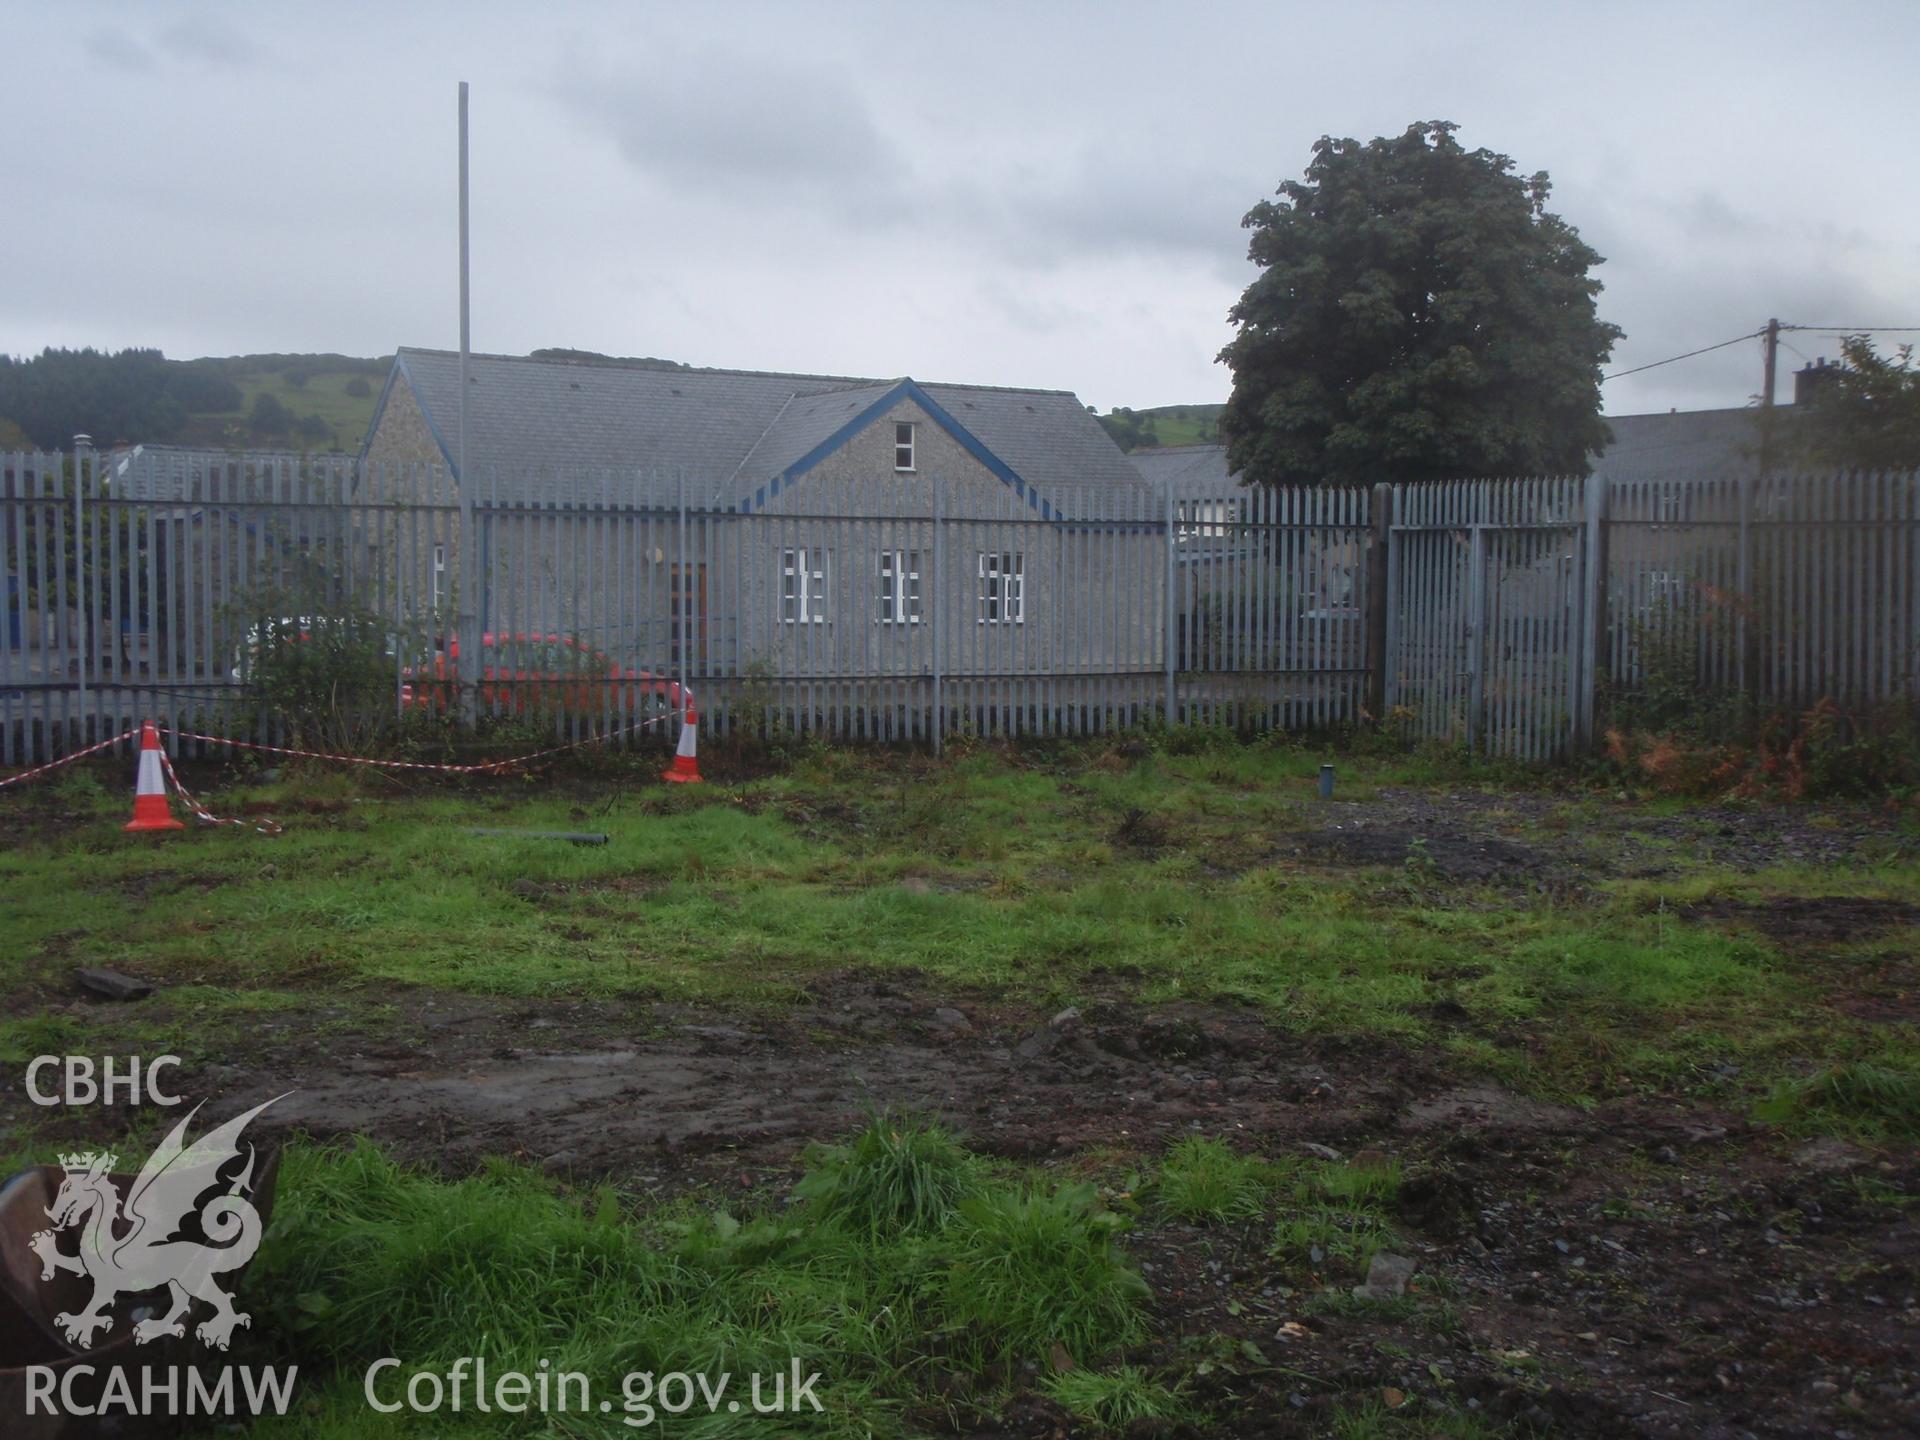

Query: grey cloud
[85,28,153,70]
[156,16,266,68]
[932,150,1255,283]
[558,47,909,223]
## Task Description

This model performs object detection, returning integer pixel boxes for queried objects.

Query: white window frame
[431,543,446,607]
[977,551,1024,625]
[781,546,829,624]
[878,549,921,625]
[894,421,916,472]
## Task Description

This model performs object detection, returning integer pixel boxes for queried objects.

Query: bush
[233,586,401,754]
[248,392,295,435]
[1602,699,1920,801]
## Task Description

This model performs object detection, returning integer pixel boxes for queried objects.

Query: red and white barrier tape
[3,711,683,836]
[157,711,674,775]
[0,727,141,789]
[155,746,284,835]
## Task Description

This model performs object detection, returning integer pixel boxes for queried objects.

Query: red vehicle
[401,633,687,715]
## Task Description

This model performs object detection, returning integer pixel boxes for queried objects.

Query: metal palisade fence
[2,448,1916,768]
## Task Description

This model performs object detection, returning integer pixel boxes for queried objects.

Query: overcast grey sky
[5,0,1917,417]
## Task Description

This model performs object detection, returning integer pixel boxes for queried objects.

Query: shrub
[231,585,402,755]
[1602,699,1920,801]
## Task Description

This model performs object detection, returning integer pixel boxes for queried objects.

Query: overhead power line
[1780,324,1920,335]
[1601,331,1761,382]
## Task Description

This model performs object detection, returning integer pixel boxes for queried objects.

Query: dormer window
[894,422,915,472]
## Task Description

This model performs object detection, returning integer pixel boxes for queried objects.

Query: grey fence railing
[3,449,1915,768]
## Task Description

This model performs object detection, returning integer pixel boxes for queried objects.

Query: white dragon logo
[27,1096,283,1351]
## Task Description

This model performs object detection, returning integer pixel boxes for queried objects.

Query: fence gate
[1386,478,1599,761]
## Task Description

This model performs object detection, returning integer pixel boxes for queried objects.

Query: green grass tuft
[1042,1364,1190,1426]
[939,1184,1151,1363]
[1760,1057,1920,1138]
[794,1111,985,1238]
[1155,1136,1275,1222]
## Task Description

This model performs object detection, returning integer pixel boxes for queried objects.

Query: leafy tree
[344,376,372,398]
[1219,121,1621,487]
[0,347,188,447]
[1097,407,1160,452]
[1789,336,1920,471]
[166,364,243,413]
[249,391,295,436]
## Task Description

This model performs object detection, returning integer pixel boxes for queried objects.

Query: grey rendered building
[360,349,1163,693]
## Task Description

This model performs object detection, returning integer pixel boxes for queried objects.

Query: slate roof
[1588,407,1765,484]
[1128,443,1234,491]
[731,382,902,483]
[922,383,1148,506]
[378,348,1144,509]
[1132,416,1776,491]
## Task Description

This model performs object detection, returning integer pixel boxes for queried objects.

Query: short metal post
[1318,763,1335,798]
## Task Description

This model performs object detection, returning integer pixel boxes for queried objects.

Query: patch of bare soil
[11,977,1914,1437]
[1682,896,1920,946]
[1264,787,1917,900]
[1286,825,1544,885]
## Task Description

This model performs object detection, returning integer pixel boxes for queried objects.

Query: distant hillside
[1095,403,1224,452]
[0,348,389,453]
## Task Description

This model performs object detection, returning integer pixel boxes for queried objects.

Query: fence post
[1736,471,1756,698]
[1575,472,1609,751]
[1366,482,1392,723]
[677,468,689,745]
[931,473,943,756]
[1163,476,1176,727]
[72,434,90,741]
[1466,523,1487,753]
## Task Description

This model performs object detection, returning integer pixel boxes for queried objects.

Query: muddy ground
[12,973,1914,1440]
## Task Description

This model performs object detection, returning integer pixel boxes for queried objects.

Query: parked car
[400,632,686,714]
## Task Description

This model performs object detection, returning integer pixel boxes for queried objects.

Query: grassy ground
[6,739,1914,1122]
[3,733,1917,1436]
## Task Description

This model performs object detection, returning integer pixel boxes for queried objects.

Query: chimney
[1793,356,1843,405]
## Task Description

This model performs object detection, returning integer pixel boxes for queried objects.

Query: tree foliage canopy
[1789,336,1920,472]
[1218,122,1621,488]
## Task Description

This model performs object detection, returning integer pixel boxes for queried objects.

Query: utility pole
[1757,316,1781,478]
[1740,316,1781,698]
[1761,317,1780,411]
[456,81,477,727]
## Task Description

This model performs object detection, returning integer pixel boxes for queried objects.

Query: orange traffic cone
[662,702,702,784]
[123,722,185,832]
